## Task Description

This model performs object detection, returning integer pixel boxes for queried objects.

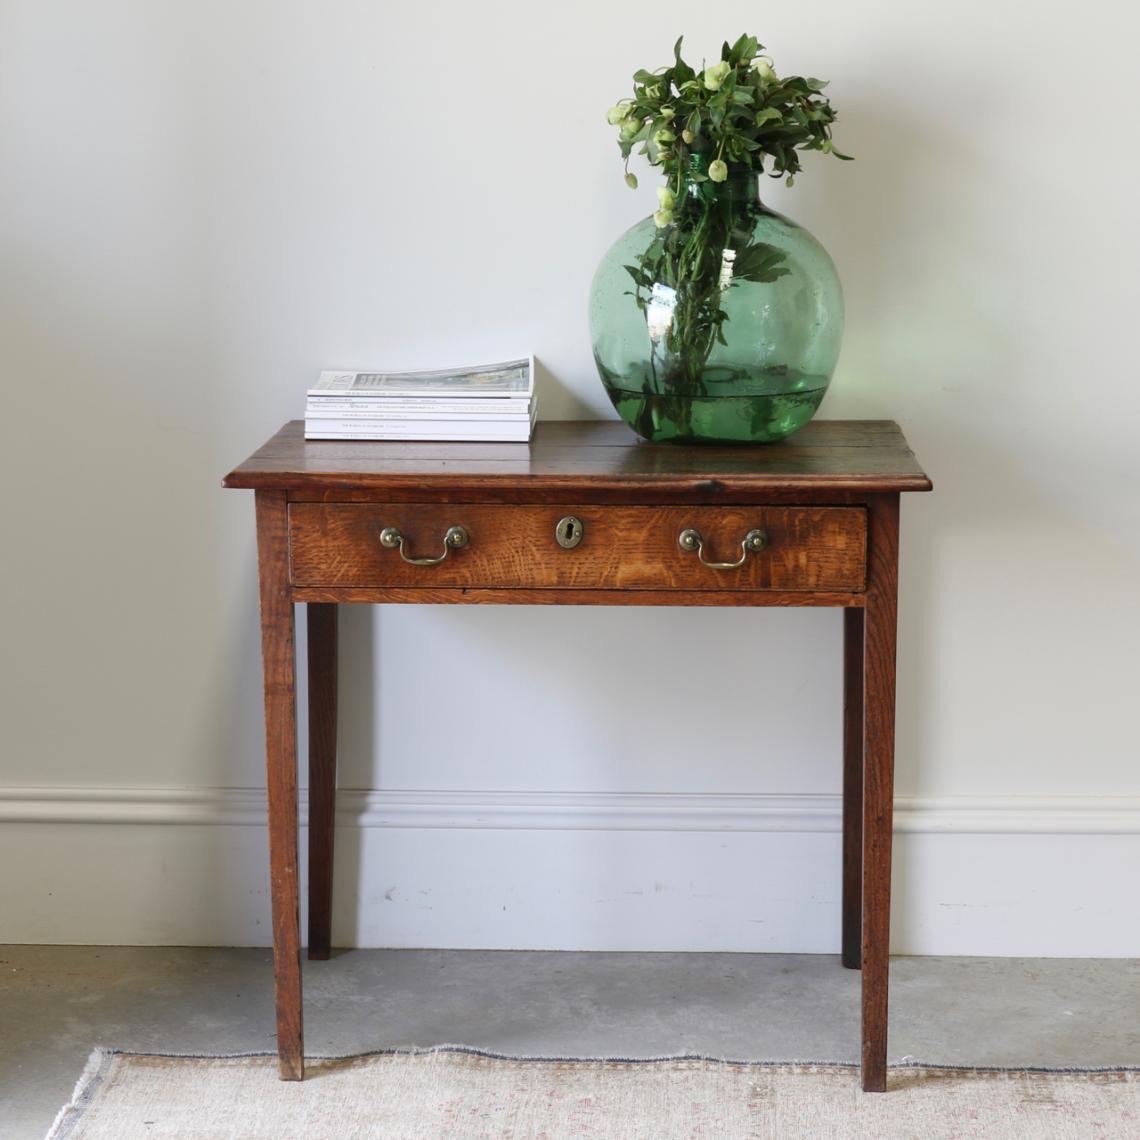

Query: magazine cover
[310,357,534,399]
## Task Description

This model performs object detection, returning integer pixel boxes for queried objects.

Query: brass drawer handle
[678,527,768,570]
[378,525,468,566]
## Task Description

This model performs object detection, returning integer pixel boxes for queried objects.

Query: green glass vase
[588,169,843,444]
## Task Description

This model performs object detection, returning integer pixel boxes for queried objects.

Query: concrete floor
[2,948,1137,1139]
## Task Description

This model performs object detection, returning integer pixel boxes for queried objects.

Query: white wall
[1,0,1138,954]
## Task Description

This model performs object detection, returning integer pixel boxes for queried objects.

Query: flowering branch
[606,34,851,200]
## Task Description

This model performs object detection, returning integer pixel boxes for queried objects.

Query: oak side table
[222,419,932,1091]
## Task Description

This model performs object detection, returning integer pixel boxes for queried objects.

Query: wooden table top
[223,419,932,501]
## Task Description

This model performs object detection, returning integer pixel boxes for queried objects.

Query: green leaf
[732,242,792,284]
[753,107,782,128]
[672,36,694,84]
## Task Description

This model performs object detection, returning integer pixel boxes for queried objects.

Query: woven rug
[46,1046,1139,1140]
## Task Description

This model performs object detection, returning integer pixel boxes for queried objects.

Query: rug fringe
[43,1048,110,1140]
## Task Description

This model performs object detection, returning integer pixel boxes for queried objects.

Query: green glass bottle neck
[682,171,762,206]
[679,157,762,206]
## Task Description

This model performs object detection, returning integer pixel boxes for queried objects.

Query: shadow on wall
[331,602,376,948]
[809,82,1140,833]
[534,357,600,421]
[325,599,843,950]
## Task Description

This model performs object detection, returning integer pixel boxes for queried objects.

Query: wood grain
[288,504,868,593]
[225,421,930,1089]
[860,493,900,1092]
[842,606,864,971]
[223,420,933,500]
[290,487,886,507]
[305,603,337,962]
[254,490,304,1080]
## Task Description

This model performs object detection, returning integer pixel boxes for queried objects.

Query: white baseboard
[4,785,1139,834]
[2,786,1137,955]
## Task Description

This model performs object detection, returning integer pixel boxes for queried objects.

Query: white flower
[659,106,676,121]
[656,186,675,210]
[703,61,731,91]
[752,58,776,85]
[681,129,695,144]
[624,171,638,189]
[653,208,674,228]
[708,159,728,183]
[620,117,641,140]
[606,101,631,125]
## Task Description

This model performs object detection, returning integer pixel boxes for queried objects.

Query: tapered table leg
[861,494,899,1093]
[842,606,865,970]
[255,490,304,1081]
[306,603,338,961]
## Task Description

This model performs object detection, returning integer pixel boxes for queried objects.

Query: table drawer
[288,503,867,592]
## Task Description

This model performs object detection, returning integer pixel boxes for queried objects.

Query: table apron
[289,586,868,606]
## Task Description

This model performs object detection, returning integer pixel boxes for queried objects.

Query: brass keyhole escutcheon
[555,515,585,549]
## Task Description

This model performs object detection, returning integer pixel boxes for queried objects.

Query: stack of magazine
[304,357,536,442]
